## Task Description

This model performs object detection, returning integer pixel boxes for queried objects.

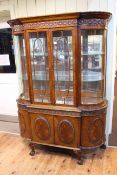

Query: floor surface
[0,132,117,175]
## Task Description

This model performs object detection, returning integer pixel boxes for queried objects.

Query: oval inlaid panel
[35,117,50,140]
[57,120,75,144]
[88,118,104,145]
[19,112,26,134]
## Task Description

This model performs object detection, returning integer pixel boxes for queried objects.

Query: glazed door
[51,29,76,105]
[28,28,77,105]
[29,31,50,103]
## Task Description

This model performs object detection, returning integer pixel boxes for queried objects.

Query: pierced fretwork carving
[13,19,77,33]
[78,18,107,26]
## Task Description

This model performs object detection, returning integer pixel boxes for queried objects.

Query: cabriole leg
[77,150,84,165]
[29,143,36,156]
[73,150,84,165]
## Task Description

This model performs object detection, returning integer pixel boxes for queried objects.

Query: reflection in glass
[29,32,50,103]
[53,30,73,104]
[81,30,105,104]
[19,34,29,100]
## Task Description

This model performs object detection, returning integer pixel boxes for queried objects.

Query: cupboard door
[81,113,106,147]
[30,113,54,144]
[54,116,80,148]
[29,31,50,103]
[52,30,74,105]
[18,110,31,139]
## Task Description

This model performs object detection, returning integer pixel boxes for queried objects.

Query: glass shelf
[81,52,105,56]
[82,70,103,82]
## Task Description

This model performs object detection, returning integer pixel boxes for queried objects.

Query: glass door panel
[52,30,74,105]
[29,32,50,103]
[81,30,106,104]
[19,34,29,100]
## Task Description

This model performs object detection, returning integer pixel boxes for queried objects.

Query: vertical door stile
[104,29,107,98]
[77,28,81,106]
[24,31,34,103]
[102,29,106,98]
[47,29,55,104]
[73,27,81,106]
[72,28,77,106]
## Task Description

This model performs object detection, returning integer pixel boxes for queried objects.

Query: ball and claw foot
[74,150,84,165]
[100,144,106,150]
[29,143,36,156]
[29,150,35,156]
[77,159,83,165]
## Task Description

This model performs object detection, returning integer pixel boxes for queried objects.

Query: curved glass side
[19,34,29,100]
[81,30,106,104]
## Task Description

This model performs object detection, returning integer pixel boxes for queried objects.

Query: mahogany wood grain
[24,31,34,103]
[54,115,80,148]
[81,113,106,148]
[18,109,31,139]
[30,113,54,144]
[47,30,55,104]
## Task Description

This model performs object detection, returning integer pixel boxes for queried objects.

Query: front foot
[29,143,36,156]
[77,158,83,165]
[74,150,84,165]
[100,144,106,150]
[30,150,35,156]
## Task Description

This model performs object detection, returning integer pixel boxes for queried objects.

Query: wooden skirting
[0,114,18,123]
[0,121,19,134]
[0,132,117,175]
[0,114,19,134]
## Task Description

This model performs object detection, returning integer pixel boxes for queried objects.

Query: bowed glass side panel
[81,30,106,104]
[19,34,29,100]
[29,32,50,103]
[52,30,74,105]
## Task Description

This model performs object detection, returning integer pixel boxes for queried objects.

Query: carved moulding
[12,19,77,33]
[77,18,107,26]
[81,109,107,116]
[17,99,81,117]
[80,100,108,116]
[12,18,107,33]
[28,108,81,117]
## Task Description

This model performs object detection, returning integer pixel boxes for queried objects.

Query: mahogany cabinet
[8,12,111,164]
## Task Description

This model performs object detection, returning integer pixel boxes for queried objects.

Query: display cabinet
[8,12,111,164]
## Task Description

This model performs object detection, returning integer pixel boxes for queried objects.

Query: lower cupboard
[30,113,80,148]
[18,107,107,164]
